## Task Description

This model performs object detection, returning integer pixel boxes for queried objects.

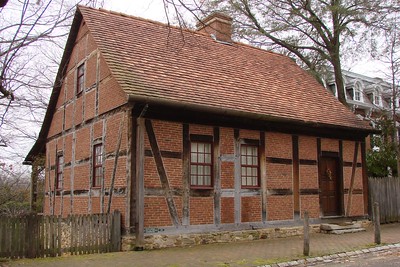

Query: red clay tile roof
[78,6,371,131]
[25,6,374,163]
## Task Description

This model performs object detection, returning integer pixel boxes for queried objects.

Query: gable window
[328,83,336,96]
[346,87,354,100]
[76,63,85,94]
[367,93,373,103]
[354,82,362,102]
[354,90,361,101]
[56,154,64,190]
[374,94,380,106]
[190,141,212,188]
[241,144,259,188]
[93,143,103,188]
[385,97,393,108]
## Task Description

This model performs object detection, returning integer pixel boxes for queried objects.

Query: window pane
[205,153,211,164]
[198,143,204,153]
[198,166,203,175]
[204,176,211,186]
[204,166,211,175]
[198,176,204,185]
[248,167,253,176]
[198,153,205,163]
[191,142,197,152]
[191,165,197,175]
[205,143,211,153]
[191,176,197,185]
[247,177,251,186]
[191,152,197,163]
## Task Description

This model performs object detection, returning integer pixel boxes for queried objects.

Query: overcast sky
[101,1,385,78]
[104,0,167,22]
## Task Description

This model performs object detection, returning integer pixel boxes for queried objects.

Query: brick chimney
[197,12,233,43]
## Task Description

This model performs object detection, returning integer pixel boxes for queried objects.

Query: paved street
[1,223,399,267]
[308,247,400,266]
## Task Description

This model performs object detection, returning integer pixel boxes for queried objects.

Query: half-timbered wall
[44,21,129,225]
[141,119,367,232]
[42,22,367,235]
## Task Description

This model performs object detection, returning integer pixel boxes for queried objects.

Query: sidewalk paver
[2,223,400,267]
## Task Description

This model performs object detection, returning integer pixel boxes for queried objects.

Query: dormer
[365,85,382,107]
[345,80,364,102]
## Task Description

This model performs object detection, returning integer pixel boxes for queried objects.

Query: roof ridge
[77,5,288,60]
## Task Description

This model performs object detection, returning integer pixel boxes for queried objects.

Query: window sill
[190,186,213,190]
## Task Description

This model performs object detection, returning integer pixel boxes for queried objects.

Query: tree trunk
[331,54,347,107]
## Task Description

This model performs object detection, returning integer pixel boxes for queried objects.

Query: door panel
[319,157,341,216]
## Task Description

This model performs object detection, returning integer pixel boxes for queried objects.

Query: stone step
[327,228,366,234]
[320,222,366,235]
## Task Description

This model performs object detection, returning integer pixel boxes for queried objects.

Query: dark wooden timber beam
[134,117,145,250]
[346,142,359,217]
[361,141,369,215]
[213,127,221,225]
[339,140,345,216]
[260,132,267,223]
[182,124,190,226]
[292,135,300,219]
[234,129,241,224]
[145,119,180,227]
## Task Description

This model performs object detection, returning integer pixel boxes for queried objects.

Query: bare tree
[0,163,31,216]
[0,0,103,161]
[375,14,400,174]
[163,0,399,107]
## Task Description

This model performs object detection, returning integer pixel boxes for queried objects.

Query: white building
[325,70,395,120]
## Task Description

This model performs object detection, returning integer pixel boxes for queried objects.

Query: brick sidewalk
[3,223,400,267]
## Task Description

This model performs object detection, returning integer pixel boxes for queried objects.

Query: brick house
[26,6,375,249]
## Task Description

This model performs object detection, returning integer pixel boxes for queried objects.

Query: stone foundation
[122,225,322,251]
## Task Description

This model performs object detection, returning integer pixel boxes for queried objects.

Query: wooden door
[319,157,341,216]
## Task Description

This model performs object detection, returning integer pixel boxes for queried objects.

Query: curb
[258,243,400,267]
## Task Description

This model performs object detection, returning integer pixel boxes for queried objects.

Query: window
[374,94,380,106]
[93,143,103,188]
[56,154,64,190]
[190,142,212,188]
[354,82,362,102]
[354,90,361,101]
[328,84,336,96]
[367,93,373,103]
[346,88,354,100]
[76,63,85,94]
[241,145,259,187]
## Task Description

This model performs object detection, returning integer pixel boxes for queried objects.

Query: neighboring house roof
[326,70,393,111]
[25,6,373,163]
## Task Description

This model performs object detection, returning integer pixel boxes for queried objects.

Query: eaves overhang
[127,94,378,138]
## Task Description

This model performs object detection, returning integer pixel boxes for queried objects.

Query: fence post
[303,211,310,256]
[373,202,381,244]
[111,210,121,252]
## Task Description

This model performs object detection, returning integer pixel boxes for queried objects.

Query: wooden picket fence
[369,177,400,223]
[0,210,121,259]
